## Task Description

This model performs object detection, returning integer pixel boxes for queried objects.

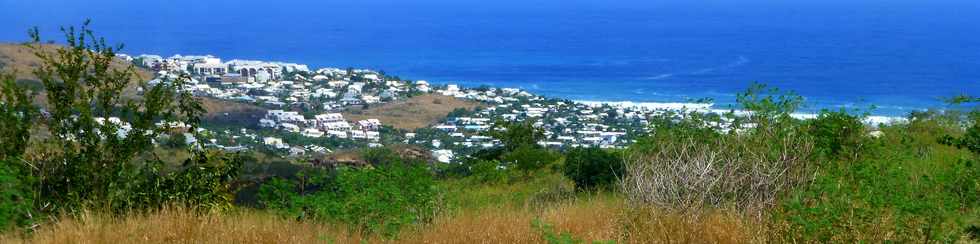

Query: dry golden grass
[0,43,154,82]
[403,196,623,243]
[0,208,376,244]
[2,197,764,244]
[1,43,155,108]
[344,94,482,130]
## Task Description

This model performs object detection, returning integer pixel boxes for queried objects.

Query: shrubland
[1,23,978,243]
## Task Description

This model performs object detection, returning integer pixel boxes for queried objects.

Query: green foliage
[468,159,508,184]
[563,147,623,190]
[162,132,189,149]
[503,144,560,176]
[258,158,437,237]
[0,162,33,231]
[255,177,299,210]
[777,117,980,242]
[805,109,867,159]
[361,147,401,166]
[532,219,615,244]
[735,83,803,128]
[0,73,36,231]
[941,116,980,154]
[446,107,470,119]
[0,22,244,231]
[315,164,436,236]
[0,73,35,159]
[489,120,545,151]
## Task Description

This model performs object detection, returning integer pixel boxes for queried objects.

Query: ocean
[2,0,978,116]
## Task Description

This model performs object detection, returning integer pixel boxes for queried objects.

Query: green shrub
[0,22,244,230]
[777,118,980,242]
[315,163,436,236]
[0,162,33,231]
[256,177,300,211]
[0,71,36,230]
[469,159,508,184]
[532,219,615,244]
[805,109,867,159]
[503,144,560,176]
[563,147,623,190]
[361,147,401,167]
[258,162,437,237]
[489,120,545,151]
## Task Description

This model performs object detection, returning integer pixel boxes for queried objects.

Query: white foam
[574,100,907,125]
[576,100,713,111]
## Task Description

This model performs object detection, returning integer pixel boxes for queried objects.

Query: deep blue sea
[3,0,979,115]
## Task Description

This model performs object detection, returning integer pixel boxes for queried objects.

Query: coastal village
[121,53,697,163]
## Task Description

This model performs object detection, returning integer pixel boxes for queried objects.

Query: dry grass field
[0,196,762,244]
[0,43,154,82]
[344,94,483,130]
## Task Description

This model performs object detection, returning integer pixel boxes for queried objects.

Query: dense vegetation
[0,22,242,231]
[1,23,978,243]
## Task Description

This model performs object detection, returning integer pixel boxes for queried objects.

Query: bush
[805,110,867,159]
[469,159,508,184]
[489,120,545,151]
[314,163,437,236]
[258,162,438,237]
[563,147,623,190]
[361,147,401,167]
[0,22,244,231]
[0,71,35,231]
[777,117,980,242]
[0,162,32,231]
[622,84,815,214]
[503,144,560,176]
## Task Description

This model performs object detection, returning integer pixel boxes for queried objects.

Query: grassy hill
[1,43,267,122]
[344,94,482,130]
[0,43,154,82]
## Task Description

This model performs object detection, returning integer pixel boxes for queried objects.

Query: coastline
[574,99,909,125]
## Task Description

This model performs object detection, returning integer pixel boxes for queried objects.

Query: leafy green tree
[563,147,623,190]
[257,156,437,237]
[805,109,867,159]
[0,72,35,160]
[313,163,436,236]
[256,177,301,214]
[503,144,559,176]
[446,107,470,119]
[489,120,545,151]
[0,21,243,226]
[0,59,40,232]
[361,147,401,166]
[468,159,507,184]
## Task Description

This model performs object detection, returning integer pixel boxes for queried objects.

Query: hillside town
[121,53,705,163]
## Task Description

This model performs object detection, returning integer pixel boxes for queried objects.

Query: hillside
[1,43,266,121]
[0,43,154,82]
[343,94,482,130]
[200,97,267,127]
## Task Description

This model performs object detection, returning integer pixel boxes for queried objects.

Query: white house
[302,128,324,138]
[263,137,289,149]
[432,150,454,163]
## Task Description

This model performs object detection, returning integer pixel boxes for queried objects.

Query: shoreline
[574,99,910,125]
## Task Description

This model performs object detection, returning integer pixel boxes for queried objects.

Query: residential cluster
[123,53,703,163]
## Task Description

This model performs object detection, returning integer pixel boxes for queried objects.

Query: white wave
[690,56,750,75]
[642,74,674,80]
[789,113,907,125]
[576,100,713,111]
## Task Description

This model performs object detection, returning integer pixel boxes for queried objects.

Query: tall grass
[2,194,764,243]
[0,207,374,244]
